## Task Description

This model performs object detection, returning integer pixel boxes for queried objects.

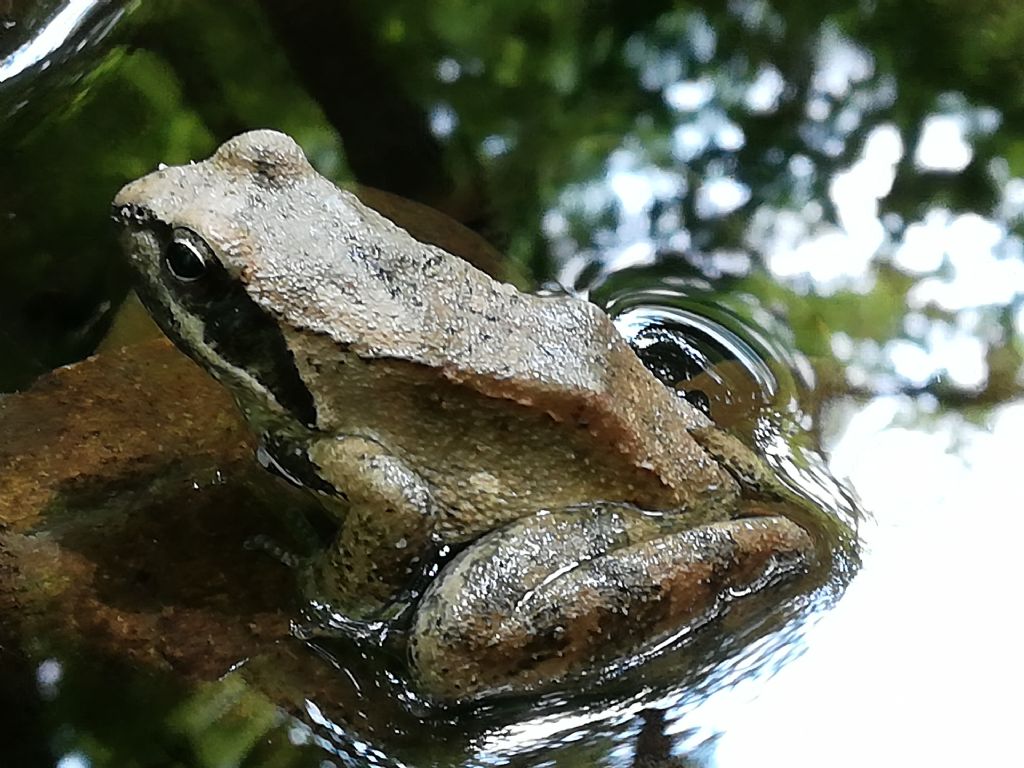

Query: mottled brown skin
[113,130,815,701]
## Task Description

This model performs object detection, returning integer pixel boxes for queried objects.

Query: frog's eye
[165,229,210,283]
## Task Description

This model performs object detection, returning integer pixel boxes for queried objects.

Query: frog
[112,130,817,702]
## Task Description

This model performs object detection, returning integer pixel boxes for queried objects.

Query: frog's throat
[162,290,292,430]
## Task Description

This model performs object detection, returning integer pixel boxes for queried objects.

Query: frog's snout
[110,201,154,227]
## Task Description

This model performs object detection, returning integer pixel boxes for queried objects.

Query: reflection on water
[2,0,1022,764]
[609,289,798,418]
[714,398,1024,767]
[1,0,97,83]
[0,0,127,115]
[461,597,826,765]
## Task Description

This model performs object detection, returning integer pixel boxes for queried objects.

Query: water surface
[1,1,1020,765]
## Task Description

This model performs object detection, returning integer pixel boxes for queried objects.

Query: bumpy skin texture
[113,131,815,700]
[411,513,811,699]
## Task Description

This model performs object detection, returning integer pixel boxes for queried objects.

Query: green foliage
[3,0,1024,404]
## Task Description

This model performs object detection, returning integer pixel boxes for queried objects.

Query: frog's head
[111,130,320,436]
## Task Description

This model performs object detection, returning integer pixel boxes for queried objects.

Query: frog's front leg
[306,435,437,622]
[409,507,813,700]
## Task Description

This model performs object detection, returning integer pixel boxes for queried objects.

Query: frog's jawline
[191,266,318,428]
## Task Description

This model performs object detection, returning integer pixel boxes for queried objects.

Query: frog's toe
[408,515,814,701]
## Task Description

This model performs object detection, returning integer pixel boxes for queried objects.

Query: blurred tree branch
[258,0,453,206]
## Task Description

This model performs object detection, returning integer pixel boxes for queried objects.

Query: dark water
[2,1,1021,766]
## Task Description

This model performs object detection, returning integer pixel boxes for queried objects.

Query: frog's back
[169,131,739,531]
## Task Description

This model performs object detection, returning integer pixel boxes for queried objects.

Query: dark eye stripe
[195,271,319,428]
[142,228,319,428]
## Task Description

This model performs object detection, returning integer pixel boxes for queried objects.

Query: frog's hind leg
[408,507,813,701]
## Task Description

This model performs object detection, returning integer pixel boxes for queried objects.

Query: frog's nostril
[110,202,155,226]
